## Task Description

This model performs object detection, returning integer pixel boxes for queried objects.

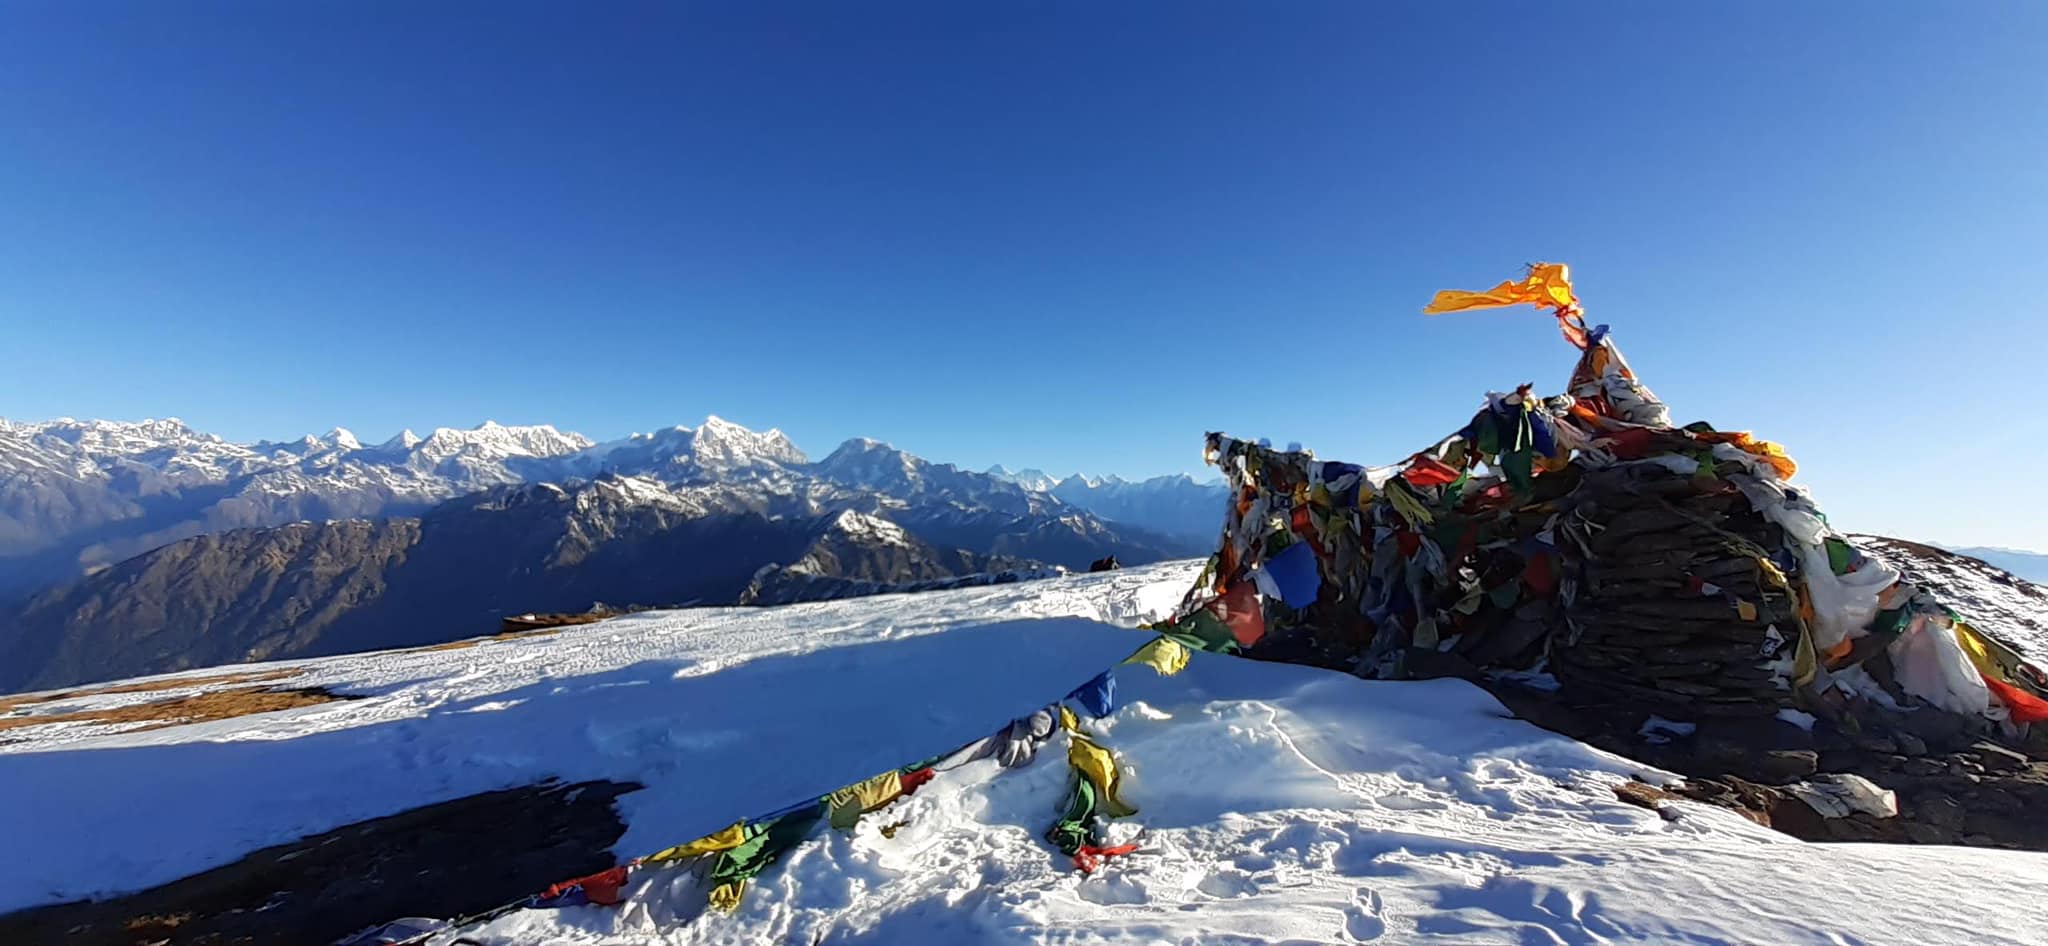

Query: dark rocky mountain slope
[0,478,1051,693]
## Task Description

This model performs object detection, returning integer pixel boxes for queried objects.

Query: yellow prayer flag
[1955,622,2012,683]
[826,770,906,829]
[1067,732,1138,818]
[708,880,747,912]
[1121,636,1190,677]
[644,821,748,864]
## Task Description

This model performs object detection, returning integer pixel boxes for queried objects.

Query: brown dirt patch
[0,678,344,737]
[1612,779,1683,812]
[500,612,612,633]
[0,778,642,946]
[0,668,304,715]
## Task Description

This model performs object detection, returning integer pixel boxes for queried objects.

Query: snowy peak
[321,427,362,452]
[0,413,1208,599]
[688,415,808,470]
[576,417,808,482]
[816,438,923,490]
[825,508,911,547]
[1047,472,1231,542]
[985,465,1062,492]
[4,416,217,455]
[580,474,691,509]
[412,422,593,465]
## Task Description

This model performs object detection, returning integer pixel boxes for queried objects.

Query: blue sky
[2,3,2044,549]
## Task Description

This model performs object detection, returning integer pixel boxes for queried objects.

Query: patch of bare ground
[0,671,348,737]
[0,669,305,714]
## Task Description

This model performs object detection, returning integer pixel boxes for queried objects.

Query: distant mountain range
[1938,545,2048,586]
[0,416,1223,693]
[986,465,1229,544]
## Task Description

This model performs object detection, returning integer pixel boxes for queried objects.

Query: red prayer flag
[1209,581,1266,647]
[1985,676,2048,724]
[1402,456,1463,487]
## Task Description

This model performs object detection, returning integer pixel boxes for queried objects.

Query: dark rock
[1918,795,1967,831]
[1693,701,1789,718]
[1963,811,2027,840]
[1817,749,1866,773]
[1640,661,1725,680]
[1967,742,2030,774]
[1893,732,1928,757]
[1642,643,1766,664]
[1964,789,2025,815]
[1656,678,1728,698]
[1811,727,1853,752]
[1902,758,1945,777]
[1903,822,1951,845]
[1697,717,1816,752]
[1894,709,1972,749]
[1749,749,1820,784]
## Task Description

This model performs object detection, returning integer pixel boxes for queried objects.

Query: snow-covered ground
[5,562,2047,945]
[1851,534,2048,662]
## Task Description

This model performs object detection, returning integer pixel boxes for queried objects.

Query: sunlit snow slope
[4,562,2045,945]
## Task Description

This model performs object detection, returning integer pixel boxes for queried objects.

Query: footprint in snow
[1344,885,1388,941]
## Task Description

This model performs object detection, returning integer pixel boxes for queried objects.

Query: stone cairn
[1550,461,1802,719]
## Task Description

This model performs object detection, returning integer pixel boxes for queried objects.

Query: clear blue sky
[3,3,2044,549]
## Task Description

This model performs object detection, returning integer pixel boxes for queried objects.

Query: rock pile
[1551,462,1802,719]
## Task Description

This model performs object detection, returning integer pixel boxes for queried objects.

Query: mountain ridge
[0,413,1216,692]
[0,415,1219,598]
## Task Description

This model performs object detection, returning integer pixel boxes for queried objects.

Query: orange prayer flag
[1424,263,1579,316]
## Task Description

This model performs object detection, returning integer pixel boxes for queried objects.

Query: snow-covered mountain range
[986,465,1229,542]
[0,416,1217,599]
[0,416,1219,692]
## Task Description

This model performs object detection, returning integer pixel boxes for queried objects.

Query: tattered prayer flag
[827,771,906,829]
[1068,670,1118,718]
[1071,843,1141,874]
[1694,430,1798,480]
[1985,676,2048,724]
[1122,636,1190,676]
[1211,581,1266,647]
[1066,731,1137,818]
[1423,263,1577,315]
[541,866,630,907]
[1402,455,1463,488]
[645,822,748,864]
[1425,263,1591,346]
[1263,541,1321,608]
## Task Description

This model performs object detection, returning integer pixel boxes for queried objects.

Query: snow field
[4,562,2045,945]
